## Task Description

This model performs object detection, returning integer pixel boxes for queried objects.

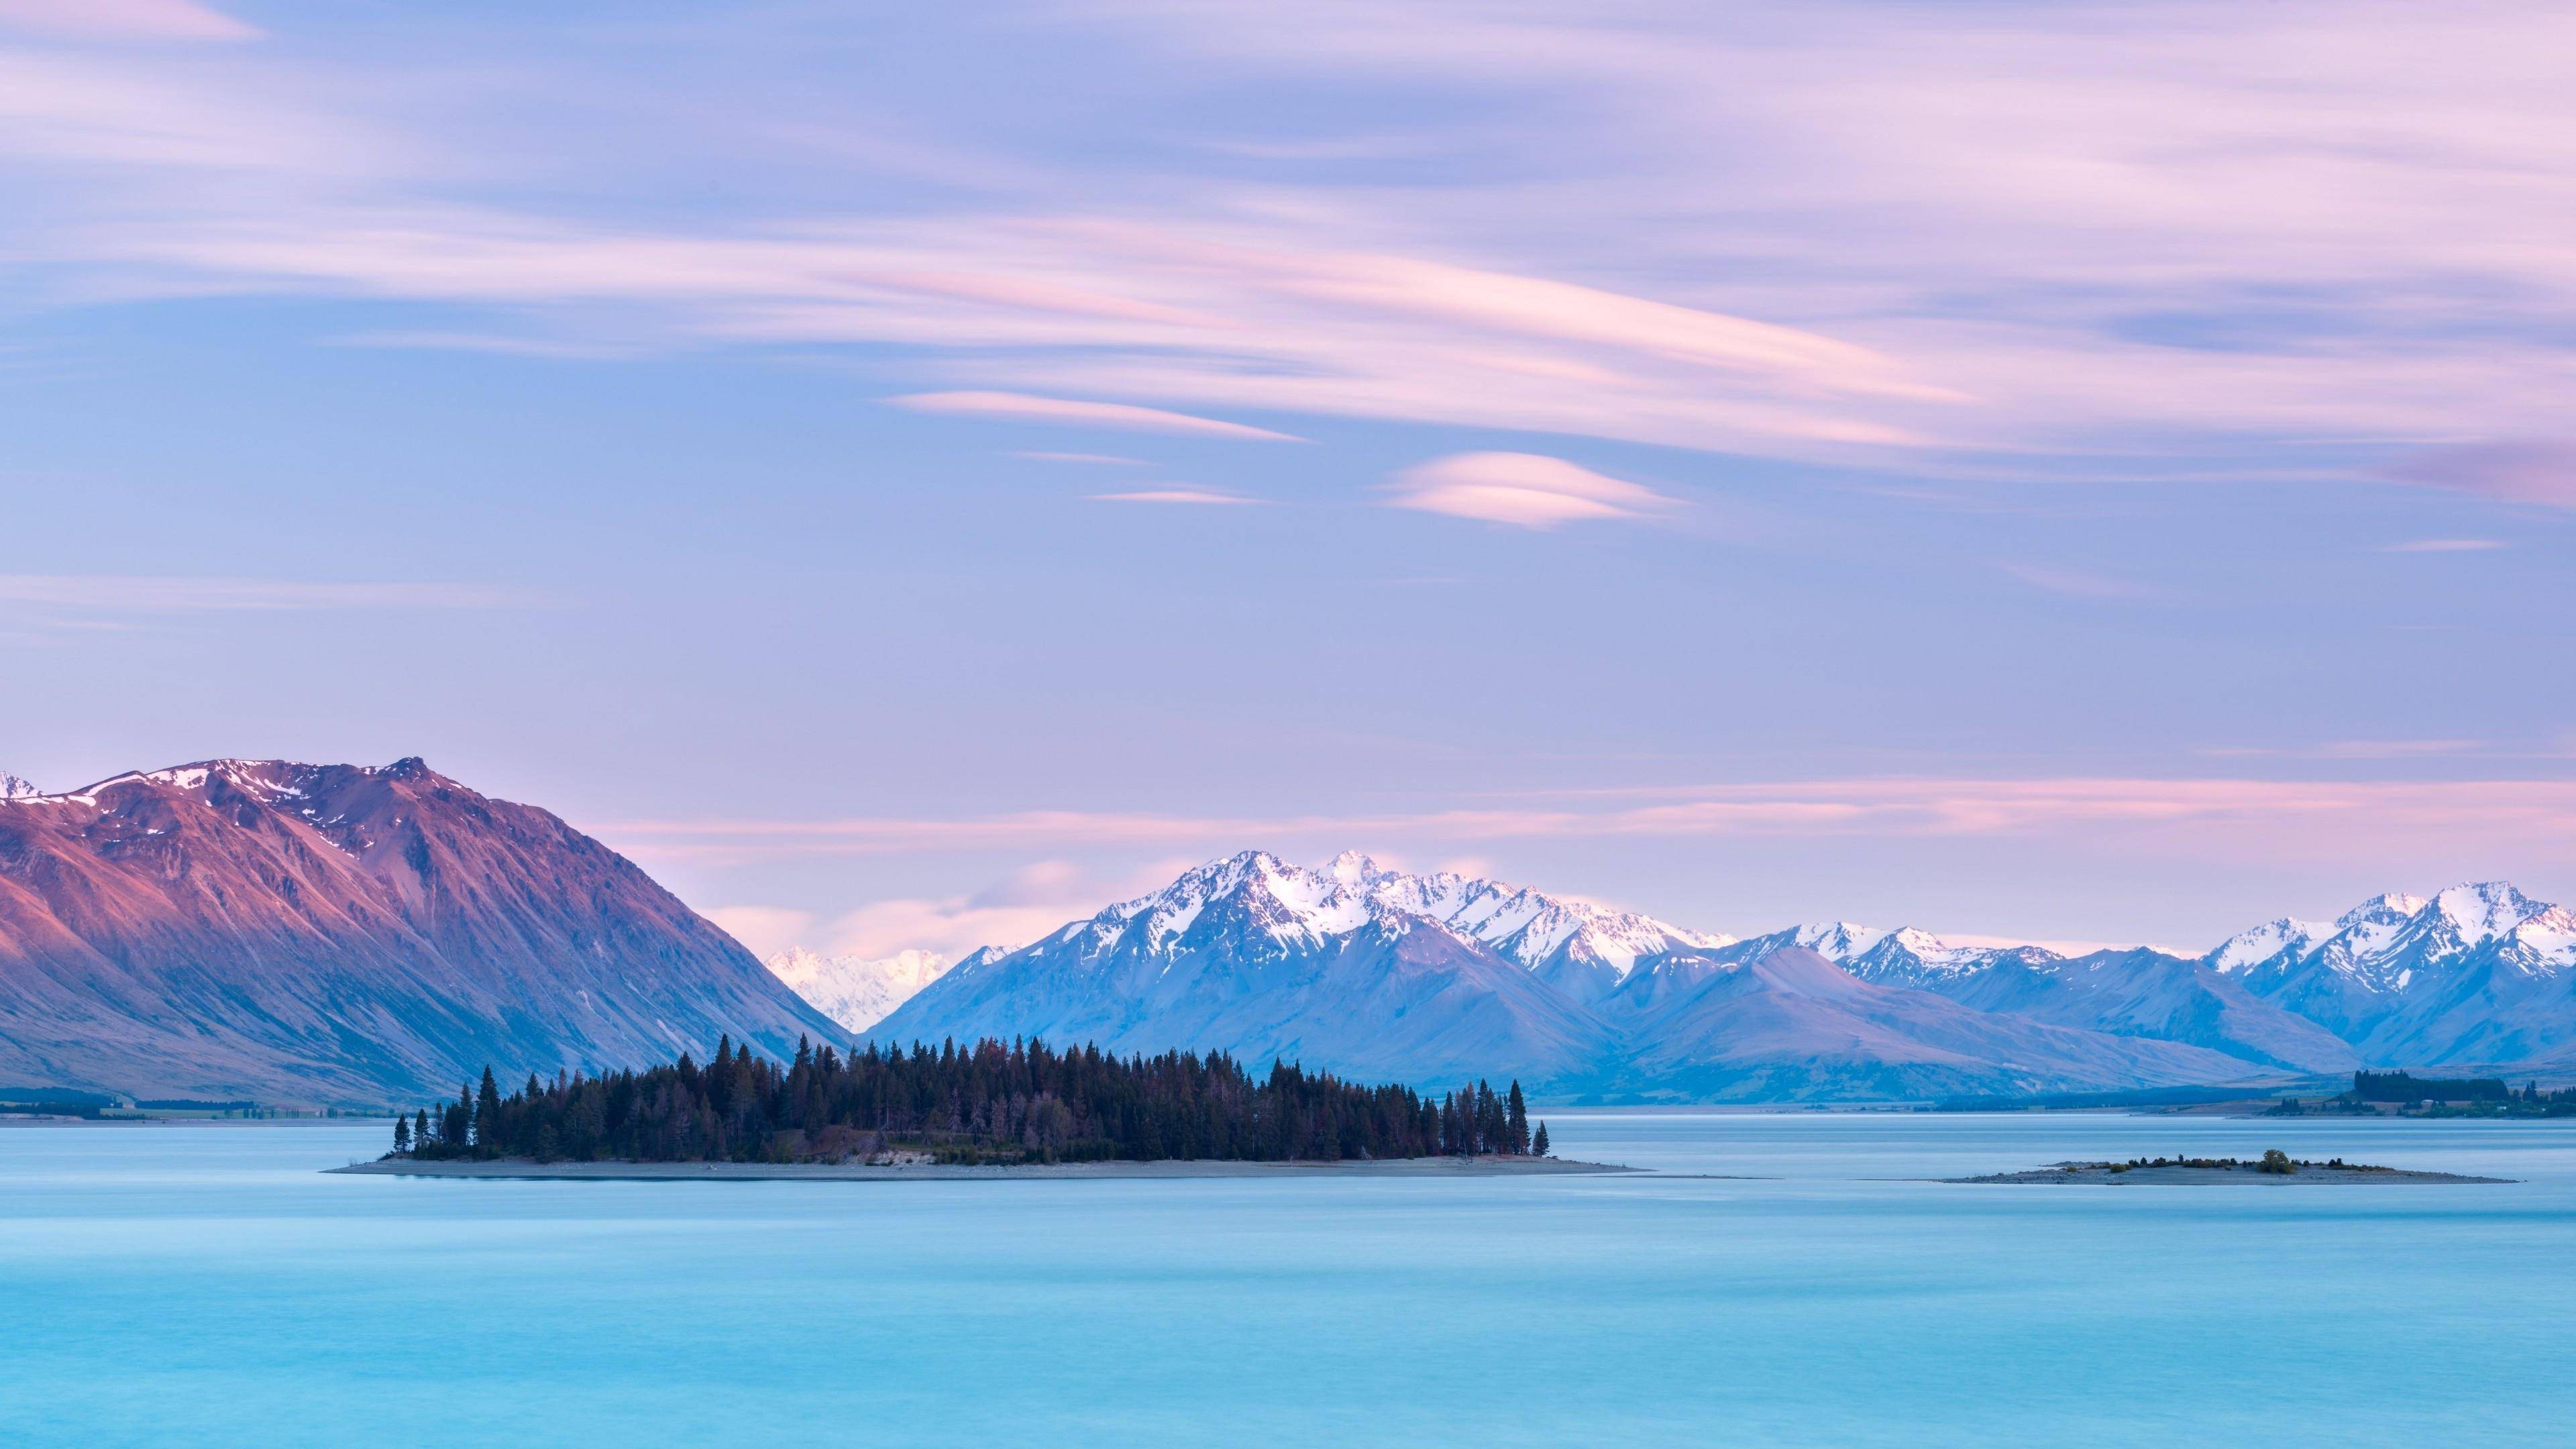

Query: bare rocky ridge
[0,758,846,1103]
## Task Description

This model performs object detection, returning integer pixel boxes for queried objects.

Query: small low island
[1952,1149,2508,1185]
[333,1036,1630,1181]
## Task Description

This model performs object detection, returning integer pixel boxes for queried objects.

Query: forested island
[378,1036,1557,1167]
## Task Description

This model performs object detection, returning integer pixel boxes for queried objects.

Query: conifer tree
[474,1066,502,1151]
[1506,1081,1529,1155]
[1532,1121,1550,1157]
[392,1114,411,1153]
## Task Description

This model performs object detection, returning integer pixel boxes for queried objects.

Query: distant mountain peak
[0,771,38,800]
[2209,881,2573,1001]
[2336,892,2426,929]
[2424,881,2551,943]
[765,947,953,1032]
[1002,850,1726,1004]
[1324,849,1393,885]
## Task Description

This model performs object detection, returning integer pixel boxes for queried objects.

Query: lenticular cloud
[1385,451,1678,529]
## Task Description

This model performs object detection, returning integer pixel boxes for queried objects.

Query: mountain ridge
[0,757,848,1103]
[871,853,2576,1097]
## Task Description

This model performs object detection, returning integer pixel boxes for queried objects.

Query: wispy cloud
[2381,538,2509,553]
[702,905,816,960]
[0,0,253,42]
[2202,739,2491,761]
[1997,564,2160,600]
[1089,488,1265,505]
[2388,441,2576,509]
[1014,451,1147,465]
[890,391,1300,441]
[0,576,541,611]
[755,859,1190,961]
[603,775,2576,863]
[1385,451,1676,528]
[13,3,2576,480]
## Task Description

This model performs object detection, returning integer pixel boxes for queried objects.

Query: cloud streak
[1385,451,1676,528]
[1089,488,1265,505]
[0,0,252,41]
[0,576,541,611]
[603,776,2576,863]
[11,3,2576,482]
[891,390,1300,441]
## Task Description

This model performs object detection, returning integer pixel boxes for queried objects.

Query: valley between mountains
[6,759,2575,1105]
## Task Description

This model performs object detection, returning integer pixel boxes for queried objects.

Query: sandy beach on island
[330,1155,1638,1182]
[1949,1161,2510,1185]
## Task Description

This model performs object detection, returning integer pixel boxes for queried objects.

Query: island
[1951,1149,2508,1185]
[334,1036,1631,1179]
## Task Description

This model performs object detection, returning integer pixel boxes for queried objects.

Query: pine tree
[1506,1081,1529,1155]
[1531,1121,1550,1157]
[392,1114,412,1153]
[413,1108,431,1153]
[474,1066,502,1152]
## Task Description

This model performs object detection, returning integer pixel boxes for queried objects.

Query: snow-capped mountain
[0,773,37,800]
[870,851,2323,1097]
[1833,927,2050,985]
[765,947,953,1032]
[2206,883,2576,1064]
[867,851,1619,1087]
[1324,851,1732,1003]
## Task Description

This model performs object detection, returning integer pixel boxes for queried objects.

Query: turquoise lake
[6,1111,2572,1446]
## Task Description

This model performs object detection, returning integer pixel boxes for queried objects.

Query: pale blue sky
[4,0,2572,957]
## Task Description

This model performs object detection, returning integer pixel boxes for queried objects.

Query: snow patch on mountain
[767,947,953,1032]
[2208,917,2333,973]
[0,772,38,800]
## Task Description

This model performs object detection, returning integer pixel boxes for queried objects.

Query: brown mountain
[0,757,845,1105]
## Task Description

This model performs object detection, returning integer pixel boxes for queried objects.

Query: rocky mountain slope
[0,758,847,1103]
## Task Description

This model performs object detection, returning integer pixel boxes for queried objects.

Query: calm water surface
[5,1111,2571,1447]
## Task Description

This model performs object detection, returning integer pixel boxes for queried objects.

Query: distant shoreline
[330,1155,1638,1182]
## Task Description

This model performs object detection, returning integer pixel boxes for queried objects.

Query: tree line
[391,1036,1554,1165]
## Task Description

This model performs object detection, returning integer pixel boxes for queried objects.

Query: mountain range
[0,759,845,1103]
[868,851,2576,1100]
[8,757,2572,1106]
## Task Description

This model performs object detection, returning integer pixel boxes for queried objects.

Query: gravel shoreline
[330,1155,1638,1182]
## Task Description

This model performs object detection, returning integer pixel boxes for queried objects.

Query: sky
[3,0,2573,959]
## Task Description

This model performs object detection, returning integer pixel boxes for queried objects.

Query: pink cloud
[889,390,1301,441]
[702,904,816,959]
[1089,488,1265,505]
[2388,441,2576,509]
[601,776,2576,862]
[2381,539,2508,553]
[0,0,252,40]
[1385,451,1676,528]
